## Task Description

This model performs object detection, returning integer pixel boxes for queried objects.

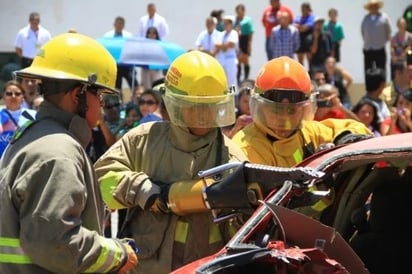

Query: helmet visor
[250,93,316,136]
[164,87,236,128]
[257,89,310,103]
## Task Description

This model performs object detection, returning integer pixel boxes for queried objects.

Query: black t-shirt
[305,32,332,67]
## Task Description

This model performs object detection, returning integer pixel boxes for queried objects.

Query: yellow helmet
[15,32,118,94]
[164,50,235,128]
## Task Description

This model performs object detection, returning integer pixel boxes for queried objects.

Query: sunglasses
[5,91,23,97]
[105,103,121,110]
[139,99,157,106]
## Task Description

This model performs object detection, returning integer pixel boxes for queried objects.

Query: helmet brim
[15,67,119,95]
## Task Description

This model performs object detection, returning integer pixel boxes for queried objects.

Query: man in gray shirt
[361,0,391,81]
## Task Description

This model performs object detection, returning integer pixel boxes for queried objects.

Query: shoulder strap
[3,109,19,127]
[3,109,35,128]
[216,130,223,166]
[21,110,35,121]
[9,120,38,144]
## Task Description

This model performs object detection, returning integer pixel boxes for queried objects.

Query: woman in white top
[141,27,165,90]
[214,16,239,88]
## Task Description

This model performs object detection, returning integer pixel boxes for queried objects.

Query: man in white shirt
[195,16,221,56]
[104,16,133,38]
[103,16,138,94]
[15,12,52,68]
[137,3,169,40]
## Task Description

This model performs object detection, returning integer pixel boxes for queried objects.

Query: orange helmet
[250,57,316,139]
[255,56,312,95]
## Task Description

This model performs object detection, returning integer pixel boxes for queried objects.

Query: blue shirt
[0,108,36,157]
[271,25,300,58]
[140,113,162,124]
[293,14,315,34]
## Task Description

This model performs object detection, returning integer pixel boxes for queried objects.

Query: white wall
[0,0,407,83]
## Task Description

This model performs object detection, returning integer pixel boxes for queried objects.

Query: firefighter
[0,33,138,273]
[232,56,372,167]
[94,50,248,274]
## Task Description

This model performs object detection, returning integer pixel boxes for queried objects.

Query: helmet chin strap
[76,84,88,118]
[77,74,98,118]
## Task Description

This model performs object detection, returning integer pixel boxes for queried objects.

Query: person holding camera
[314,83,359,121]
[381,88,412,135]
[381,61,412,108]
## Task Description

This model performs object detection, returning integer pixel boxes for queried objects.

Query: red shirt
[381,118,403,134]
[315,109,346,121]
[261,5,294,37]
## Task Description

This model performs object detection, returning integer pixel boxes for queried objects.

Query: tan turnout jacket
[95,121,247,274]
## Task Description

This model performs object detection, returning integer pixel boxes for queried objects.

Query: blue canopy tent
[97,36,187,90]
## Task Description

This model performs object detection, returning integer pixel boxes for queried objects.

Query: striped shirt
[270,25,300,58]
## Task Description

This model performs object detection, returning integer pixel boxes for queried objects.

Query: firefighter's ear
[69,86,82,104]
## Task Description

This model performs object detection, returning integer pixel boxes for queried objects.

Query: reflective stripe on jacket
[0,236,124,273]
[0,102,127,274]
[95,122,248,273]
[0,237,32,264]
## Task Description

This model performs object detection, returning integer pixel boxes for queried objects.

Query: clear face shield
[163,86,236,128]
[250,89,317,138]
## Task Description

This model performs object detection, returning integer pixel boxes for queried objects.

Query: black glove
[145,182,170,214]
[333,131,372,146]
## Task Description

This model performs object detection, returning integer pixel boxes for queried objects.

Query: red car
[172,133,412,274]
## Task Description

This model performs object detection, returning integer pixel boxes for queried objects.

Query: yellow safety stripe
[311,198,330,212]
[174,221,189,244]
[0,237,32,264]
[293,149,303,164]
[308,186,333,213]
[84,237,123,273]
[208,223,222,244]
[99,171,126,210]
[174,221,223,245]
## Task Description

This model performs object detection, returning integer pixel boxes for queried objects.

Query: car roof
[298,133,412,173]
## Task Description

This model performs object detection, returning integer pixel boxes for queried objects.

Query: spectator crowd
[0,1,412,273]
[1,0,411,184]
